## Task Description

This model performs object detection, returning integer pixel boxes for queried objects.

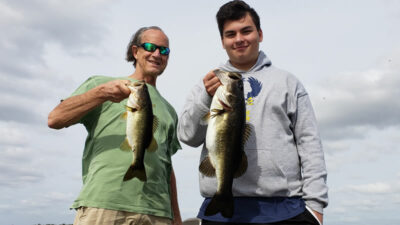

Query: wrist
[93,84,109,102]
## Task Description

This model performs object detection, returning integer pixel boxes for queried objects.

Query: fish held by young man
[200,69,252,218]
[120,80,158,182]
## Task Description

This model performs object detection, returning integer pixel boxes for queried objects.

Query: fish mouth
[228,73,241,80]
[134,81,145,87]
[218,99,232,111]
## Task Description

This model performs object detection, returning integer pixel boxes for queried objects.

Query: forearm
[48,86,106,129]
[170,169,182,225]
[295,95,328,212]
[177,82,211,147]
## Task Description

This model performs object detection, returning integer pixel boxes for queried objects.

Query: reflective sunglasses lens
[141,43,169,55]
[143,43,156,52]
[159,47,170,55]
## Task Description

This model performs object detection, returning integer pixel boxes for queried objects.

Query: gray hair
[126,26,165,67]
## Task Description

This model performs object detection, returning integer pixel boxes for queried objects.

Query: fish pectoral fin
[125,105,139,112]
[243,123,253,145]
[120,111,128,120]
[152,116,159,134]
[147,137,158,152]
[199,156,216,177]
[120,138,132,151]
[200,112,211,125]
[210,108,224,118]
[234,152,248,178]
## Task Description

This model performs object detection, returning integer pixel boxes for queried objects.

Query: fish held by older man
[120,80,158,182]
[200,69,252,218]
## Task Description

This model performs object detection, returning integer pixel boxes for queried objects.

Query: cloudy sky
[1,0,399,224]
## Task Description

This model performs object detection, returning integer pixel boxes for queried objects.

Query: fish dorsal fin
[120,137,132,152]
[153,116,159,134]
[243,123,252,145]
[147,136,158,152]
[234,152,248,178]
[199,156,216,177]
[146,116,158,152]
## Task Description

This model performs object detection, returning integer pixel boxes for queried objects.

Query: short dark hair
[216,0,260,38]
[125,26,164,67]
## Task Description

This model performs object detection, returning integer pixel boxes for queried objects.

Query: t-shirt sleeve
[169,112,182,156]
[68,76,102,126]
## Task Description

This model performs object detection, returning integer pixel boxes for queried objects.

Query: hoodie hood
[219,51,271,73]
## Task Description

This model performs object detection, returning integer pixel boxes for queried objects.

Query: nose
[151,48,162,57]
[235,33,244,43]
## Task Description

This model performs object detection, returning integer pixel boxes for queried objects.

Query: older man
[48,26,182,225]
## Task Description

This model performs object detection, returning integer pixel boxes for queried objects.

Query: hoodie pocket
[235,149,289,196]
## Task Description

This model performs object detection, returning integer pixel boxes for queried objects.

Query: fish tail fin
[204,193,234,218]
[123,164,147,182]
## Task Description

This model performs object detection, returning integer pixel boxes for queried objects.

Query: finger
[209,81,221,95]
[205,75,221,89]
[118,80,131,95]
[203,70,217,82]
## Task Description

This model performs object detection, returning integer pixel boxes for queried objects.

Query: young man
[48,26,182,225]
[178,1,328,224]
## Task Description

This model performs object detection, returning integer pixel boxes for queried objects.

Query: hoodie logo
[244,77,262,121]
[245,77,262,105]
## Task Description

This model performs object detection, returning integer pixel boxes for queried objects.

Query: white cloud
[0,122,27,145]
[337,180,400,195]
[347,182,395,194]
[312,50,400,143]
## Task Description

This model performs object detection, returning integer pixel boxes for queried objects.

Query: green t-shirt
[70,76,181,219]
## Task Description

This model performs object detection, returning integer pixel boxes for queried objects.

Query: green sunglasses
[140,43,170,55]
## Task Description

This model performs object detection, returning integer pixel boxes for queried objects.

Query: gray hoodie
[178,51,328,213]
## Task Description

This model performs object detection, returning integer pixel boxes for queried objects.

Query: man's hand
[203,70,222,96]
[312,209,323,224]
[99,79,131,103]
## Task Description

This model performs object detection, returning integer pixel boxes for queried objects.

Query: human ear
[132,45,138,59]
[258,29,263,43]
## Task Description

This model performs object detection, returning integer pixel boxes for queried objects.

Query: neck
[230,52,260,71]
[230,62,254,71]
[230,60,256,71]
[129,71,157,87]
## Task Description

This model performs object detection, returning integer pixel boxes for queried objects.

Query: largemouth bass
[200,69,251,217]
[120,80,158,182]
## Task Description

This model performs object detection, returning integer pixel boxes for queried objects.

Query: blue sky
[0,0,399,224]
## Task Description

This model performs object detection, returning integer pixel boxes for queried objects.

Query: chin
[147,69,164,77]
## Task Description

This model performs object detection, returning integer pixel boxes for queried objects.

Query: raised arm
[48,79,131,129]
[177,71,221,147]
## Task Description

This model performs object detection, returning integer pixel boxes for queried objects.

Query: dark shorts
[201,207,320,225]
